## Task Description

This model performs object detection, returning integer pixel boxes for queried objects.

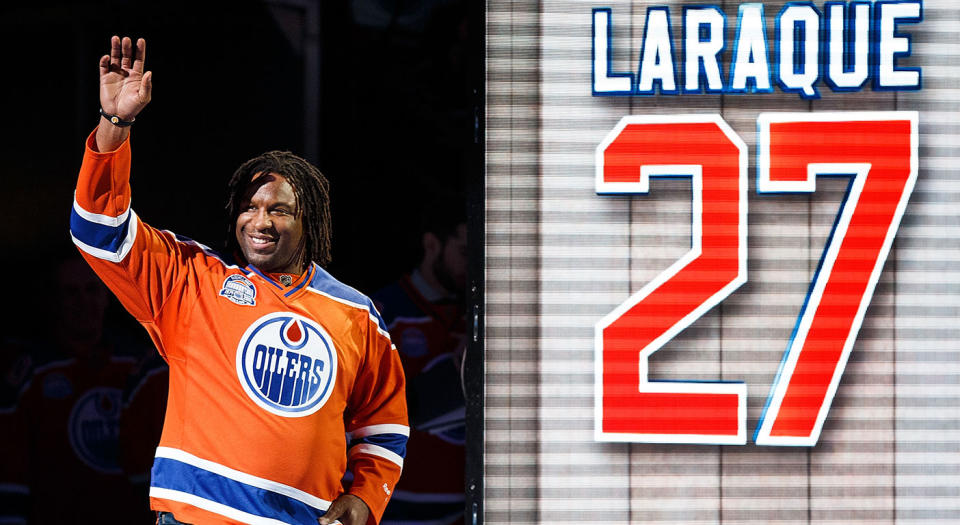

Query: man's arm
[324,315,409,525]
[72,36,195,356]
[95,35,152,152]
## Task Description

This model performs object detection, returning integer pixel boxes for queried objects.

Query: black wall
[1,0,477,333]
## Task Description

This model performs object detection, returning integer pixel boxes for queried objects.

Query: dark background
[2,2,485,523]
[1,0,479,335]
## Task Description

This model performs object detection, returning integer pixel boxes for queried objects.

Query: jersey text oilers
[236,312,337,418]
[70,129,409,525]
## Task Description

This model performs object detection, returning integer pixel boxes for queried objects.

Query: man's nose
[252,209,273,229]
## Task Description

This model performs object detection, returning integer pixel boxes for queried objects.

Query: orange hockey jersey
[70,130,408,525]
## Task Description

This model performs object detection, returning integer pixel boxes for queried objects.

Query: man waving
[72,36,408,525]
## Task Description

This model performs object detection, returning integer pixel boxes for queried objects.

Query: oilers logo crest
[68,387,122,474]
[236,312,337,417]
[220,274,257,306]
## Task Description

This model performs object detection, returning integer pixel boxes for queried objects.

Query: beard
[433,256,465,298]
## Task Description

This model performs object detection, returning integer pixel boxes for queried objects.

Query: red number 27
[594,112,918,446]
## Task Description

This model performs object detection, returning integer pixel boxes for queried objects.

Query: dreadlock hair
[225,151,332,268]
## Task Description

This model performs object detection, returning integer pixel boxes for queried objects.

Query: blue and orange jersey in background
[0,348,140,525]
[120,351,170,523]
[373,274,466,525]
[70,129,408,524]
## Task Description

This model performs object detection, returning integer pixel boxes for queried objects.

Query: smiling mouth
[247,235,277,248]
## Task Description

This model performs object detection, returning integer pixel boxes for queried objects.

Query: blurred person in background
[0,255,145,524]
[373,199,467,525]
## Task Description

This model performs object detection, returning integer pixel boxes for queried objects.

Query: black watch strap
[99,108,135,127]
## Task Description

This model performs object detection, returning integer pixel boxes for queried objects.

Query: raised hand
[95,36,152,152]
[99,36,152,121]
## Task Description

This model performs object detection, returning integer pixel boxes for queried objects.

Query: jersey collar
[245,263,316,298]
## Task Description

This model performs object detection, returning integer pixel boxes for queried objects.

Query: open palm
[99,36,152,120]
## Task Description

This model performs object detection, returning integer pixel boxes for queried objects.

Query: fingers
[110,35,122,70]
[107,35,147,76]
[140,71,153,103]
[316,504,340,524]
[133,38,146,74]
[317,495,365,525]
[121,36,133,70]
[316,499,344,525]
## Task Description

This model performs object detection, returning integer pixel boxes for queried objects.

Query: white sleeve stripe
[72,195,131,226]
[70,213,138,262]
[348,443,404,468]
[149,488,294,525]
[347,424,411,439]
[72,235,122,262]
[154,447,332,510]
[373,319,394,342]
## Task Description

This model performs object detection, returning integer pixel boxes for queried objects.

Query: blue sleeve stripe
[70,206,138,262]
[348,432,408,458]
[70,206,133,255]
[151,457,330,523]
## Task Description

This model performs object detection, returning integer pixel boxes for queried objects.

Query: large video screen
[485,1,957,522]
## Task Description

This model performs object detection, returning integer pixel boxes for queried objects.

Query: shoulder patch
[220,274,257,306]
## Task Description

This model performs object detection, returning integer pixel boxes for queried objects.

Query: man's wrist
[99,108,135,127]
[343,492,371,511]
[93,118,130,153]
[344,490,374,524]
